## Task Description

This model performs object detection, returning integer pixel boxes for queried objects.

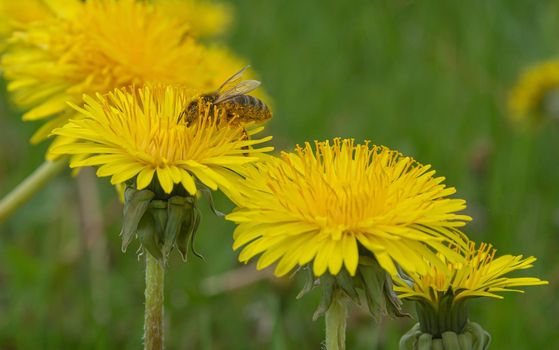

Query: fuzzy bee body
[181,66,272,126]
[219,94,272,123]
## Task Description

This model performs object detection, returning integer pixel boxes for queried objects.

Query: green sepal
[300,257,407,322]
[161,196,187,259]
[199,187,225,217]
[189,204,204,260]
[457,332,473,349]
[466,322,491,350]
[385,274,407,317]
[296,266,316,299]
[418,333,433,350]
[437,295,450,337]
[399,321,491,350]
[399,323,422,350]
[416,291,468,337]
[417,302,438,337]
[176,197,196,261]
[120,187,154,252]
[149,200,168,234]
[441,332,460,349]
[176,218,191,261]
[334,268,359,305]
[120,177,208,263]
[431,338,444,350]
[313,274,335,321]
[451,299,468,334]
[146,200,167,261]
[137,211,163,260]
[358,262,406,319]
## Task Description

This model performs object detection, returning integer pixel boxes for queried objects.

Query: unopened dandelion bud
[120,188,155,252]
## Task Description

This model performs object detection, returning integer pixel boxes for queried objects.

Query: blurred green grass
[1,0,558,349]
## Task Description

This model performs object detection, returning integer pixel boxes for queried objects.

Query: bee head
[192,94,218,112]
[200,93,218,105]
[181,93,220,125]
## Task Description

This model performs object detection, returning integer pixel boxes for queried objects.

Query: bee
[180,65,272,126]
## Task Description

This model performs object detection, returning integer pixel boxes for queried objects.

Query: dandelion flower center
[270,140,458,237]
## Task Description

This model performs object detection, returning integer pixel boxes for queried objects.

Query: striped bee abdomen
[220,94,272,123]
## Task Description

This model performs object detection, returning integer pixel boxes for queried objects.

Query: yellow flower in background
[1,0,243,144]
[227,138,471,278]
[153,0,232,38]
[50,85,273,195]
[0,0,231,43]
[394,241,548,304]
[0,0,52,38]
[508,60,559,122]
[0,0,79,42]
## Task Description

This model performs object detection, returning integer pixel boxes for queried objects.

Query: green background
[0,0,557,349]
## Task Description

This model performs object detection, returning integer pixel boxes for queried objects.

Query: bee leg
[241,128,250,156]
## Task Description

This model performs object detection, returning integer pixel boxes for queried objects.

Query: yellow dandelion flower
[49,85,273,195]
[0,0,79,41]
[0,0,51,38]
[394,241,548,304]
[508,60,559,122]
[153,0,232,38]
[226,138,472,278]
[1,0,243,144]
[395,241,547,343]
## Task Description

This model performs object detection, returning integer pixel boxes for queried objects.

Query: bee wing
[214,80,261,104]
[218,65,250,92]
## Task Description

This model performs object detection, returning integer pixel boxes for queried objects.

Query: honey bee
[180,65,272,126]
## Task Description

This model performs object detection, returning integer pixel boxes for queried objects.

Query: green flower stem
[325,291,347,350]
[144,253,165,350]
[0,157,68,223]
